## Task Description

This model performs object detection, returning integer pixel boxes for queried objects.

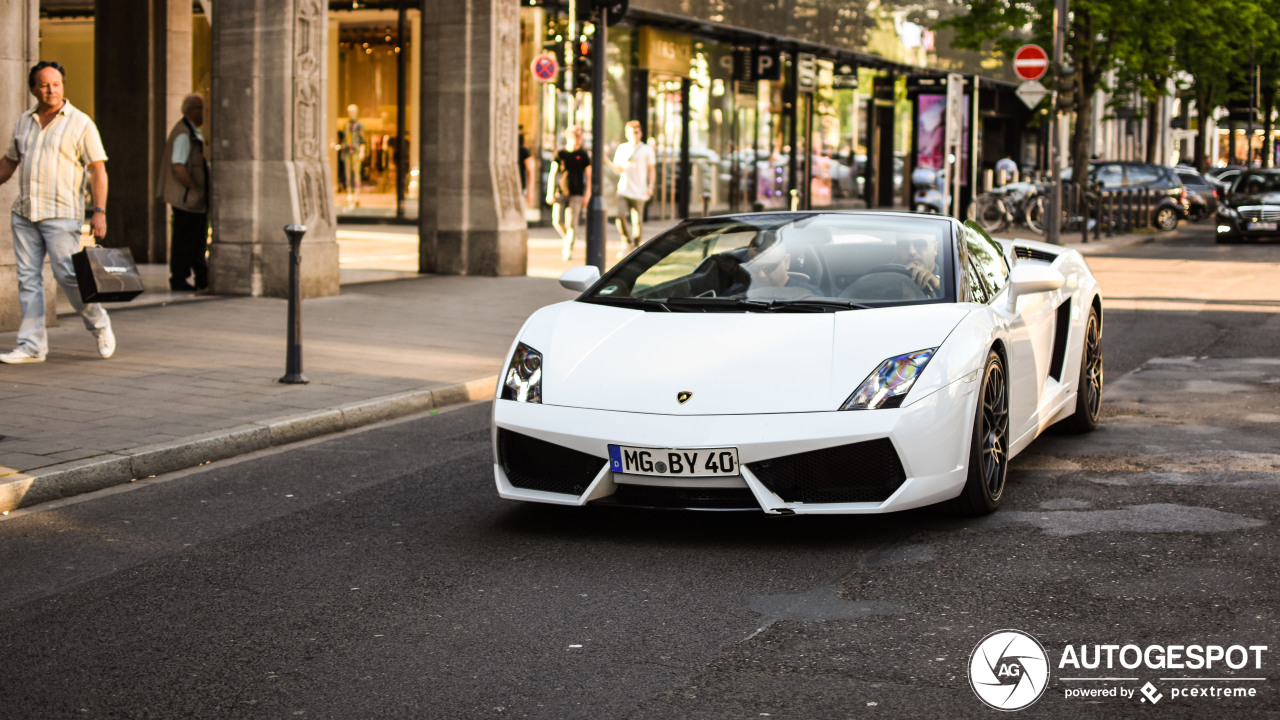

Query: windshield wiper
[665,297,776,312]
[580,296,671,312]
[770,298,874,312]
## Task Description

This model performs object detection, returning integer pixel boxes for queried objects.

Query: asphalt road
[1,224,1278,719]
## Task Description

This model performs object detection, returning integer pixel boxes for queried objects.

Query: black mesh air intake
[497,429,605,496]
[594,484,760,510]
[1015,246,1059,263]
[747,438,907,504]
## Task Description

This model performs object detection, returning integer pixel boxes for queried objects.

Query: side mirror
[1008,263,1065,301]
[559,265,601,292]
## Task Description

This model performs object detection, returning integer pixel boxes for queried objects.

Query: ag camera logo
[969,629,1050,711]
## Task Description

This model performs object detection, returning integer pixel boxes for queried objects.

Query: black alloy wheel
[1059,307,1103,433]
[954,350,1009,516]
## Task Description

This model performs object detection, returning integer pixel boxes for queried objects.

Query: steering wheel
[860,263,916,278]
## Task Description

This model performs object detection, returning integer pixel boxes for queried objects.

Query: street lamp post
[586,4,608,271]
[1047,0,1068,245]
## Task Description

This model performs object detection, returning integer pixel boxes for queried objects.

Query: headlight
[840,349,935,410]
[1219,205,1239,218]
[501,342,543,403]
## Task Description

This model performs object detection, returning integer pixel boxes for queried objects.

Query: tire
[972,195,1008,233]
[1154,206,1179,232]
[1058,307,1103,433]
[1024,196,1046,234]
[953,350,1010,516]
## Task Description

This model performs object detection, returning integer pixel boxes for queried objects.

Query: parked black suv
[1064,161,1189,231]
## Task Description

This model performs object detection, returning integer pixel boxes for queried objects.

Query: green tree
[1168,0,1271,170]
[936,0,1157,190]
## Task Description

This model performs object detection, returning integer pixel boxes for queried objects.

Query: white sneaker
[95,327,116,359]
[0,347,45,364]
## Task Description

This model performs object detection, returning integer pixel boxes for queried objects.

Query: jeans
[615,196,647,245]
[11,213,111,357]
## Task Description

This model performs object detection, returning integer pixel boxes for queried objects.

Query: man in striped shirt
[0,61,115,364]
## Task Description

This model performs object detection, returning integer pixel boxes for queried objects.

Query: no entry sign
[1013,44,1049,82]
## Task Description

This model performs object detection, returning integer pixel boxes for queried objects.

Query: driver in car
[897,235,941,297]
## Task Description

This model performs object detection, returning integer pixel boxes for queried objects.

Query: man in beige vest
[160,93,208,291]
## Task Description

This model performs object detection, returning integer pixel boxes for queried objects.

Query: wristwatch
[90,207,106,215]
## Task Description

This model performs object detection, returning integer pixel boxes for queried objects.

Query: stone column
[157,0,194,265]
[208,0,338,298]
[419,0,528,276]
[0,0,43,333]
[93,0,161,263]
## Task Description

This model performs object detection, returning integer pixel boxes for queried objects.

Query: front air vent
[497,429,604,496]
[748,439,907,504]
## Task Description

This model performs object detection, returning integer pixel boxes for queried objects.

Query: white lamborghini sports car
[493,211,1103,515]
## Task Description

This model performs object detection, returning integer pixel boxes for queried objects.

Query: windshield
[1231,171,1280,195]
[582,213,955,311]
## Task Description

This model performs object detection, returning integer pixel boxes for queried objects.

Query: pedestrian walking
[159,93,209,291]
[995,156,1017,185]
[605,120,655,257]
[0,61,115,364]
[546,126,591,261]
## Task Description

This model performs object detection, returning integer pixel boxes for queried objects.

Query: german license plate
[1250,221,1277,230]
[608,444,739,477]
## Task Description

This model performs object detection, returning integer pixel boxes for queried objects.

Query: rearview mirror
[559,265,601,292]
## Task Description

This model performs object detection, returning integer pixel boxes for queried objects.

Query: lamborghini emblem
[677,391,693,404]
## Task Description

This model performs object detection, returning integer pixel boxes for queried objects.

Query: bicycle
[969,182,1045,234]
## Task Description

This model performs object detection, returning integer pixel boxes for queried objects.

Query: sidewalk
[1,216,1159,514]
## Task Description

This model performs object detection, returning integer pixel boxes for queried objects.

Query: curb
[0,376,498,514]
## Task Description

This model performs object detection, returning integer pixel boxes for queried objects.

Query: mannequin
[339,104,366,207]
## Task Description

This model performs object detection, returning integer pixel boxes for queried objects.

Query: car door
[964,228,1056,447]
[1094,164,1124,189]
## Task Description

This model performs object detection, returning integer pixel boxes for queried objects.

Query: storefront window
[330,7,419,220]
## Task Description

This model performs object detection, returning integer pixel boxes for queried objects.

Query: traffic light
[1057,65,1077,113]
[573,38,593,92]
[579,0,629,25]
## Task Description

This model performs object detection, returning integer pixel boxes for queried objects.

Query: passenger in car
[732,234,822,296]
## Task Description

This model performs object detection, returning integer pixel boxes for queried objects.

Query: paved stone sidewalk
[0,217,1156,514]
[1,273,575,512]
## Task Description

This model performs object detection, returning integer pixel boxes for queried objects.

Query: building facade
[4,0,1036,333]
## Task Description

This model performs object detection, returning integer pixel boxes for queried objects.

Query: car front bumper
[492,377,979,515]
[1216,210,1280,238]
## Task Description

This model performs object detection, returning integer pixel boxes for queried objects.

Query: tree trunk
[1194,83,1215,173]
[1146,96,1160,164]
[1263,85,1275,169]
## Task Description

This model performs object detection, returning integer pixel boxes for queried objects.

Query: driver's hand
[907,264,940,294]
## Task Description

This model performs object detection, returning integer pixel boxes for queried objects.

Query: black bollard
[1105,191,1114,238]
[702,191,711,217]
[1090,183,1100,243]
[279,224,309,384]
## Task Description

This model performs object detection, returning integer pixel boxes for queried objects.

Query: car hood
[521,301,971,414]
